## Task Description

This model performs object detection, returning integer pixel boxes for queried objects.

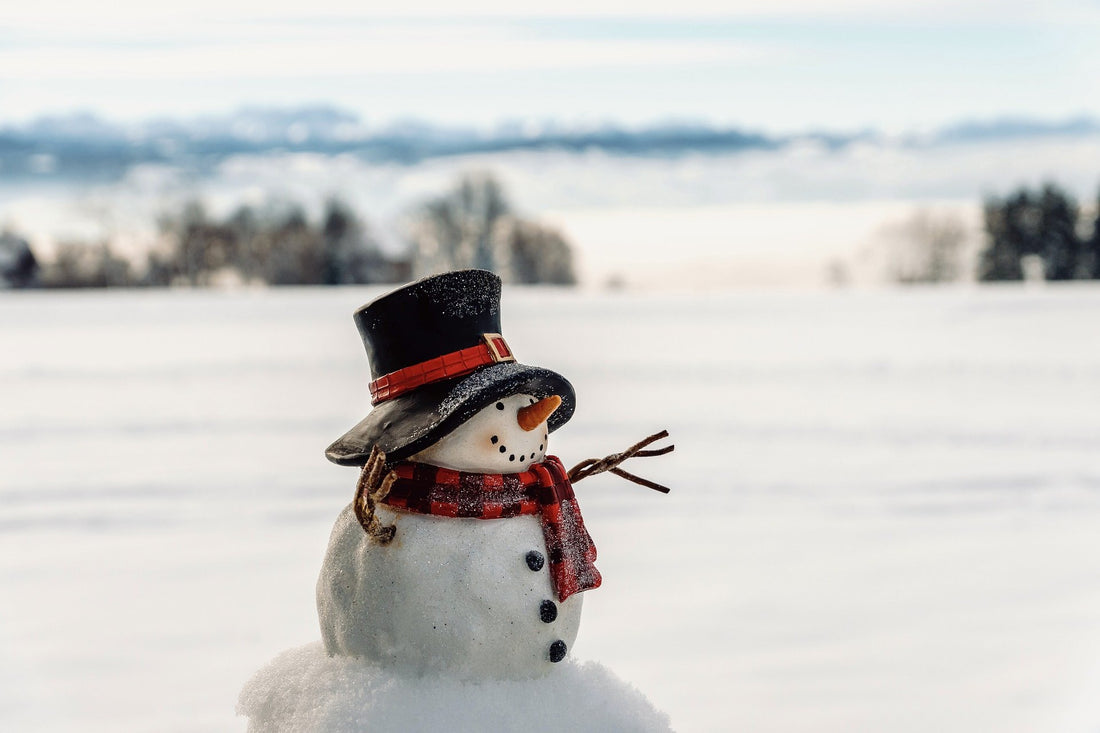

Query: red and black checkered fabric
[384,456,601,602]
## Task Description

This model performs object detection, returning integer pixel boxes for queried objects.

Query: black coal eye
[490,435,498,444]
[496,402,504,410]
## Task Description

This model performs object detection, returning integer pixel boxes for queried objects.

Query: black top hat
[325,269,576,466]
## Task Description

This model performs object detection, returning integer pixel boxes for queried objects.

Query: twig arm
[609,467,671,494]
[568,430,674,493]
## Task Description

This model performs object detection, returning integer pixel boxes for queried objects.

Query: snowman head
[411,393,561,473]
[326,270,575,467]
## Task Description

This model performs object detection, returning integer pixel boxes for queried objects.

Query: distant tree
[493,217,576,285]
[1037,183,1081,280]
[458,175,510,273]
[226,205,262,284]
[158,201,242,286]
[321,198,357,284]
[142,251,175,287]
[0,231,39,288]
[320,198,390,284]
[885,209,967,284]
[1081,190,1100,279]
[408,173,577,285]
[41,241,132,288]
[978,191,1035,281]
[262,207,324,285]
[409,173,510,276]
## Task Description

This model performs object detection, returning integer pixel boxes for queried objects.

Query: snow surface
[238,641,671,733]
[3,284,1100,732]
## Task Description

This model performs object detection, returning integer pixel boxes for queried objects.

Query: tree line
[978,183,1100,281]
[0,174,577,289]
[6,174,1098,289]
[837,180,1100,286]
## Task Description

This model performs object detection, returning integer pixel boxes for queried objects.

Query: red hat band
[368,333,515,405]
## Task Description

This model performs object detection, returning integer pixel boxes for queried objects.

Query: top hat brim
[325,362,576,467]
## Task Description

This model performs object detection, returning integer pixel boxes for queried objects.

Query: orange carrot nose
[517,395,561,432]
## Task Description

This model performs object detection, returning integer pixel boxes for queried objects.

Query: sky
[2,1,1099,133]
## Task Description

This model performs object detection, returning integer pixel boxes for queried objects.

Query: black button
[549,640,567,663]
[525,551,545,572]
[539,600,558,623]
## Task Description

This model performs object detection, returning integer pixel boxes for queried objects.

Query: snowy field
[3,284,1100,732]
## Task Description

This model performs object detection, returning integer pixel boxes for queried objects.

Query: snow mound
[238,642,672,733]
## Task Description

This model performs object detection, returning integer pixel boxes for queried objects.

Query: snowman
[240,269,673,731]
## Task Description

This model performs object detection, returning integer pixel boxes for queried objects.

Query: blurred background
[3,0,1100,290]
[2,2,1100,732]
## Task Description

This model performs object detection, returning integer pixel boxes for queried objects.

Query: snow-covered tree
[408,173,576,285]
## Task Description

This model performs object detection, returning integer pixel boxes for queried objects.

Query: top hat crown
[355,268,504,386]
[326,270,575,466]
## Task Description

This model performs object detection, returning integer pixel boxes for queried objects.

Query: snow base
[238,642,672,733]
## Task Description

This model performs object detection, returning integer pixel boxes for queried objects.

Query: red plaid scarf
[383,456,601,602]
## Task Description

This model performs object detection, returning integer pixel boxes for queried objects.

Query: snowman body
[316,393,585,680]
